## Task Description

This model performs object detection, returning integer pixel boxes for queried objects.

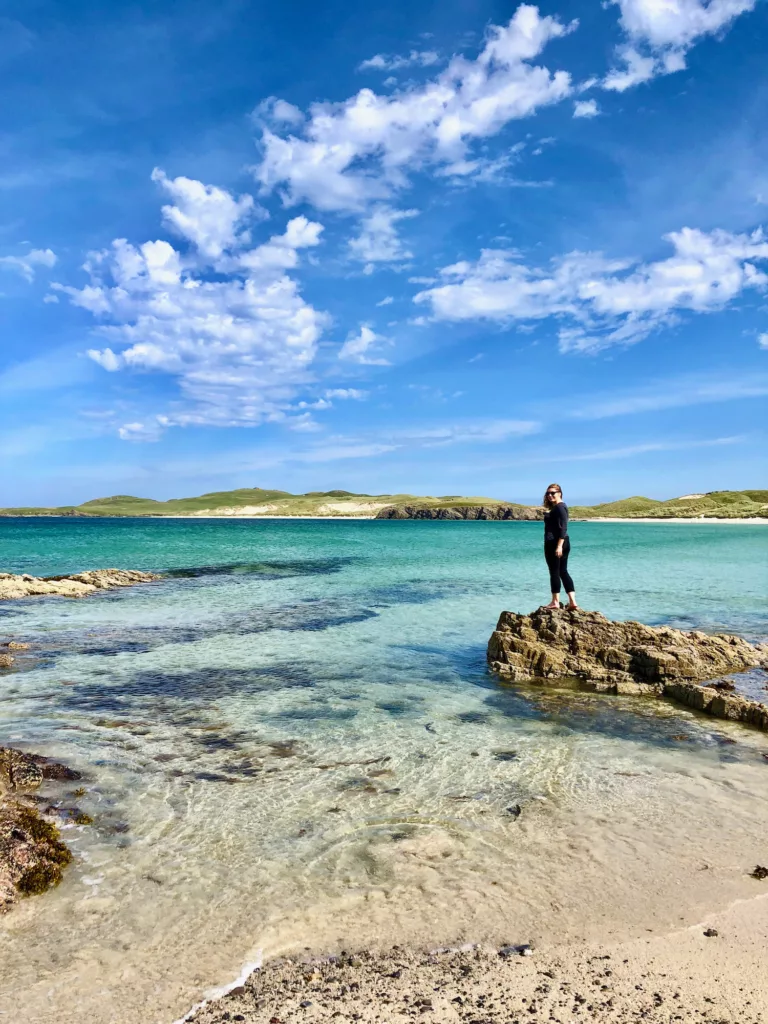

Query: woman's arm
[555,504,568,556]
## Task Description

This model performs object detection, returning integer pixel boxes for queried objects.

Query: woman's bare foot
[566,602,579,611]
[544,601,560,609]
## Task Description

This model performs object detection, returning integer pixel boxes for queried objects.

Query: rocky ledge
[376,504,543,520]
[488,608,768,730]
[0,567,161,601]
[0,747,83,909]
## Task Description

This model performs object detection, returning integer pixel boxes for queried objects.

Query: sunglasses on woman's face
[546,491,559,497]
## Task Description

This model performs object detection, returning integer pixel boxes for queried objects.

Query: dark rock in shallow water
[0,748,81,790]
[0,748,86,909]
[488,607,768,730]
[0,801,72,906]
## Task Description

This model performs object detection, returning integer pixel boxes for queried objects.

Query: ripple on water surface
[0,518,766,1024]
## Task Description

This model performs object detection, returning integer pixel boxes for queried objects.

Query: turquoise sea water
[1,518,767,1024]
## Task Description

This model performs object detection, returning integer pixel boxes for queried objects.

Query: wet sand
[185,894,768,1024]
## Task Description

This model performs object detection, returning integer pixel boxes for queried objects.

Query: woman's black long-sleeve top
[544,502,569,542]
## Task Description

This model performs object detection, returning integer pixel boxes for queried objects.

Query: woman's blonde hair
[543,482,562,505]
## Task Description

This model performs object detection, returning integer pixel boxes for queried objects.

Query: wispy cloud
[0,349,93,396]
[414,227,768,352]
[358,50,439,72]
[395,418,541,446]
[348,206,418,270]
[338,325,391,365]
[559,435,744,463]
[256,6,576,212]
[0,248,56,282]
[568,372,768,419]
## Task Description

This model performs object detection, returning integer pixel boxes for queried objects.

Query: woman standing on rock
[543,483,578,610]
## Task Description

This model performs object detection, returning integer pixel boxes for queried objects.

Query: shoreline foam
[186,893,768,1023]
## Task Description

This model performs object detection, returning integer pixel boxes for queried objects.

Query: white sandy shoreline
[184,893,768,1024]
[572,516,768,524]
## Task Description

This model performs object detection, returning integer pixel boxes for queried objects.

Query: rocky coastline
[488,607,768,729]
[376,504,544,520]
[0,567,161,601]
[0,747,85,909]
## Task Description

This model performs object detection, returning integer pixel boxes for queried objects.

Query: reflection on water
[0,518,766,1024]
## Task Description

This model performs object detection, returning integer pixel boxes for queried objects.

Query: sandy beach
[571,517,768,525]
[186,893,768,1024]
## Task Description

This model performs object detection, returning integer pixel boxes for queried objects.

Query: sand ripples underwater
[0,517,766,1024]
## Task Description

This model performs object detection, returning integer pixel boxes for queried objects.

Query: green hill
[0,488,765,519]
[570,491,767,520]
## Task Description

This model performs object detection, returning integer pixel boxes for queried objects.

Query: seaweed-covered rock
[0,749,83,908]
[0,568,160,600]
[0,748,44,790]
[0,801,72,907]
[0,747,81,791]
[488,607,768,729]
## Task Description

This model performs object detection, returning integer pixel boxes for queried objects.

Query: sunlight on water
[0,518,766,1024]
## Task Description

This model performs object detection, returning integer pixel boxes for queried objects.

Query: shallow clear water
[1,518,767,1024]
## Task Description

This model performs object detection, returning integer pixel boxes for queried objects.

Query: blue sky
[1,0,766,506]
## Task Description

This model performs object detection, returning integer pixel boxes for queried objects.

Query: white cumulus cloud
[56,171,328,437]
[414,226,768,352]
[151,169,262,260]
[604,0,756,91]
[759,332,768,349]
[256,4,576,212]
[338,324,391,365]
[0,248,57,282]
[324,388,369,399]
[573,99,599,118]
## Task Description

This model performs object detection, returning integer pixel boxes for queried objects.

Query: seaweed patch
[164,557,356,580]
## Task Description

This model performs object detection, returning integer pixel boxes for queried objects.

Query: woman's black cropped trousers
[544,537,574,595]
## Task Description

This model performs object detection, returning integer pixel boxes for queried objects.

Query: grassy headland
[0,488,766,519]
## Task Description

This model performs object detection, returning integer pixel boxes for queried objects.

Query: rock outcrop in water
[0,748,82,908]
[376,504,543,520]
[0,568,160,600]
[488,608,768,730]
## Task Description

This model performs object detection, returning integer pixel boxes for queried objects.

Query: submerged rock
[0,568,160,600]
[0,800,72,907]
[0,748,84,909]
[0,748,81,788]
[488,607,768,730]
